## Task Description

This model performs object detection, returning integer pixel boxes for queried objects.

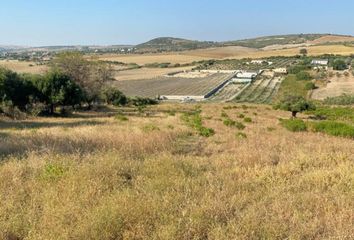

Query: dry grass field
[115,66,193,81]
[0,60,48,74]
[98,44,354,69]
[312,73,354,100]
[187,44,354,60]
[0,104,353,239]
[99,53,211,65]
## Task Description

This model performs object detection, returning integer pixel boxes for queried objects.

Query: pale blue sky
[1,0,353,46]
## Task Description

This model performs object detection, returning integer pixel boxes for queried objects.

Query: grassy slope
[0,104,353,239]
[275,74,308,100]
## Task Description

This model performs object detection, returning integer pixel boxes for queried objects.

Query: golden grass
[115,66,193,81]
[98,44,354,66]
[0,104,353,239]
[0,60,48,74]
[98,53,210,65]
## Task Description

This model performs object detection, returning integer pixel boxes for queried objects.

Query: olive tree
[51,52,114,107]
[275,95,315,118]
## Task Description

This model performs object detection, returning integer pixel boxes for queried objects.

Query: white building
[273,68,288,74]
[232,71,258,83]
[251,60,265,65]
[311,59,329,66]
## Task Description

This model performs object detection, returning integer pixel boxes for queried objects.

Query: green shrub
[307,107,354,123]
[236,132,247,139]
[142,124,160,132]
[223,118,236,127]
[311,121,354,138]
[305,82,316,90]
[221,111,229,118]
[332,59,347,70]
[267,127,276,132]
[181,111,215,137]
[280,119,307,132]
[198,126,215,137]
[244,117,252,123]
[41,163,67,181]
[115,114,128,122]
[238,114,245,118]
[235,122,246,130]
[296,71,312,81]
[324,94,354,105]
[103,87,128,106]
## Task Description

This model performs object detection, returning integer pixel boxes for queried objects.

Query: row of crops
[114,73,234,98]
[233,77,283,104]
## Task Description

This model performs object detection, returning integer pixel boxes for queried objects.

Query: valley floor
[0,104,353,239]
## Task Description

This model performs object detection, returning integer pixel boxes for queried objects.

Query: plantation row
[208,82,247,102]
[115,73,233,98]
[234,77,282,103]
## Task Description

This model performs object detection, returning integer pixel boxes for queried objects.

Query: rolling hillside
[135,37,219,52]
[135,34,354,53]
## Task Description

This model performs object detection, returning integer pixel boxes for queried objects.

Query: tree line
[0,52,157,118]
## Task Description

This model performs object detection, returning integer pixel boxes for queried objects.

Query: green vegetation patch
[324,94,354,106]
[276,75,309,99]
[310,121,354,138]
[181,111,215,137]
[280,119,307,132]
[307,107,354,123]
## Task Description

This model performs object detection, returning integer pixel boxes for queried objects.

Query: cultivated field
[312,73,354,100]
[114,73,233,98]
[114,66,193,81]
[0,60,48,74]
[98,53,211,65]
[0,104,353,239]
[234,76,283,104]
[98,44,354,67]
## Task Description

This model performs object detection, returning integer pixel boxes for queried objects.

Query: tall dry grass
[0,104,353,240]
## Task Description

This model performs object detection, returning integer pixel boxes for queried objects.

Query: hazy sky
[1,0,354,46]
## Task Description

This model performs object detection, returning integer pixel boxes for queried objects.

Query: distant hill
[135,34,354,53]
[223,34,327,48]
[135,37,219,52]
[2,34,354,53]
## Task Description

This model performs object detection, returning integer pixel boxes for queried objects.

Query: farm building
[311,59,329,70]
[273,68,288,74]
[311,59,329,66]
[251,60,265,64]
[251,60,273,66]
[231,71,258,83]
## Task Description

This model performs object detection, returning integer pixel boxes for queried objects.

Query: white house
[251,60,264,65]
[311,59,329,66]
[273,68,288,74]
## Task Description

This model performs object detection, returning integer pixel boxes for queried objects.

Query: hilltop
[135,34,354,53]
[135,37,219,52]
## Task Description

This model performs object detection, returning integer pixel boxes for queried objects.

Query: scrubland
[0,104,353,240]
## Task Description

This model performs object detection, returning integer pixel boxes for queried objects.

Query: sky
[1,0,354,46]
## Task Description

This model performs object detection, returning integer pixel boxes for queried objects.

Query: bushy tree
[0,68,40,111]
[275,95,316,118]
[102,87,127,106]
[300,48,308,56]
[332,59,347,71]
[33,71,83,114]
[52,52,114,106]
[296,71,312,81]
